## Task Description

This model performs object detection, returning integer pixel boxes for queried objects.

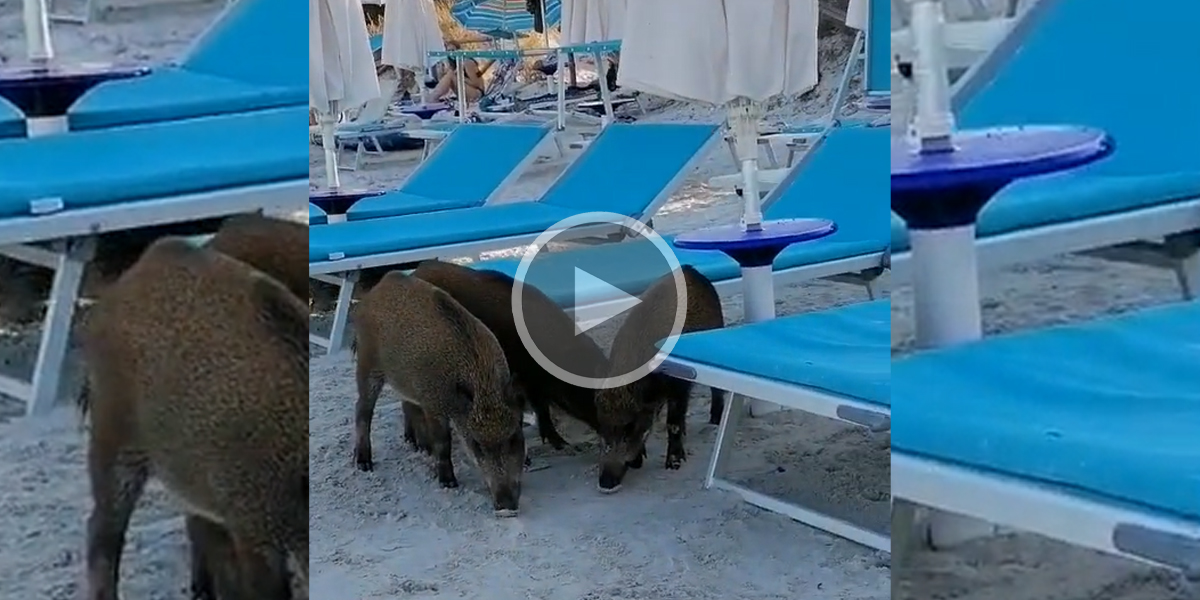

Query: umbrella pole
[728,99,776,417]
[729,99,764,231]
[320,102,341,189]
[24,0,53,63]
[455,57,467,123]
[595,48,614,126]
[555,48,567,131]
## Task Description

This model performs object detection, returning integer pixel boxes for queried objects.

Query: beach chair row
[304,0,1199,573]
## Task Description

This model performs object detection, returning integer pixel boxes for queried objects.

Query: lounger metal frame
[892,198,1200,299]
[658,345,891,552]
[309,128,723,355]
[1,178,305,417]
[892,453,1200,574]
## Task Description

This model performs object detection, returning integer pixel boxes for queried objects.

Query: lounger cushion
[893,301,1200,521]
[346,192,481,220]
[0,105,308,217]
[346,124,551,220]
[309,203,583,262]
[891,171,1200,252]
[310,203,328,225]
[667,301,890,408]
[0,98,22,138]
[70,68,304,131]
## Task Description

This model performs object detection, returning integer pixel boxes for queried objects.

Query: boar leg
[85,441,149,600]
[664,385,691,470]
[425,413,459,488]
[353,361,386,471]
[709,388,727,425]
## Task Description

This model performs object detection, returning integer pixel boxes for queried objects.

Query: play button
[572,268,641,334]
[511,211,689,390]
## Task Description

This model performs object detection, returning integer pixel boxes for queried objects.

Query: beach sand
[0,1,1184,598]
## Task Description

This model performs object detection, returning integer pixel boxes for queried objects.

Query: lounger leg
[327,272,358,355]
[759,141,780,169]
[704,393,745,489]
[27,239,93,416]
[891,500,923,566]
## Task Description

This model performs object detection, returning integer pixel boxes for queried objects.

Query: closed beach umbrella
[451,0,562,37]
[619,0,818,228]
[381,0,445,74]
[310,0,380,188]
[561,0,626,44]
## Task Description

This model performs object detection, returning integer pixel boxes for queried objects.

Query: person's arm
[426,69,456,102]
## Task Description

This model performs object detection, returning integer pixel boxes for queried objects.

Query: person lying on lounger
[426,41,485,104]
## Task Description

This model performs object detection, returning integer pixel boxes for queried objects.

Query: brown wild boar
[206,213,308,300]
[595,265,726,493]
[352,271,528,516]
[189,213,307,597]
[80,237,308,600]
[412,260,609,448]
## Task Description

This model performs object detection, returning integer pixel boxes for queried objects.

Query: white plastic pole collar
[728,100,764,231]
[24,0,54,63]
[909,0,955,152]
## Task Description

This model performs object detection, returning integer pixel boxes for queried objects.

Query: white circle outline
[511,212,687,390]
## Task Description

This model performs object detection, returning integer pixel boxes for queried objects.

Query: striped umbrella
[450,0,562,36]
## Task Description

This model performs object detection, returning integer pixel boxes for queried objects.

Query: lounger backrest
[765,126,889,243]
[865,0,890,94]
[349,77,399,124]
[957,0,1200,176]
[183,0,305,91]
[540,123,719,218]
[310,203,328,225]
[401,124,550,202]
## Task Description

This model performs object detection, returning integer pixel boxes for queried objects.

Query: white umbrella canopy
[846,0,869,30]
[310,0,380,188]
[381,0,445,74]
[562,0,627,44]
[618,0,819,228]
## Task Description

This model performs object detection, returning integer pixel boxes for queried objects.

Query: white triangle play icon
[573,267,640,334]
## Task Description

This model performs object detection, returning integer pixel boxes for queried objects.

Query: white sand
[0,2,1184,599]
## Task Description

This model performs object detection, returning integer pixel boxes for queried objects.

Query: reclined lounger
[476,126,891,323]
[891,0,1200,297]
[343,123,552,220]
[659,300,891,551]
[892,301,1200,572]
[309,122,720,352]
[0,105,308,417]
[67,0,305,130]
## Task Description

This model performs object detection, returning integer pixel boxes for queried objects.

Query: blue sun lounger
[475,125,890,324]
[0,105,309,417]
[343,123,552,220]
[892,301,1200,571]
[309,122,721,352]
[891,0,1200,298]
[659,300,891,551]
[65,0,305,131]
